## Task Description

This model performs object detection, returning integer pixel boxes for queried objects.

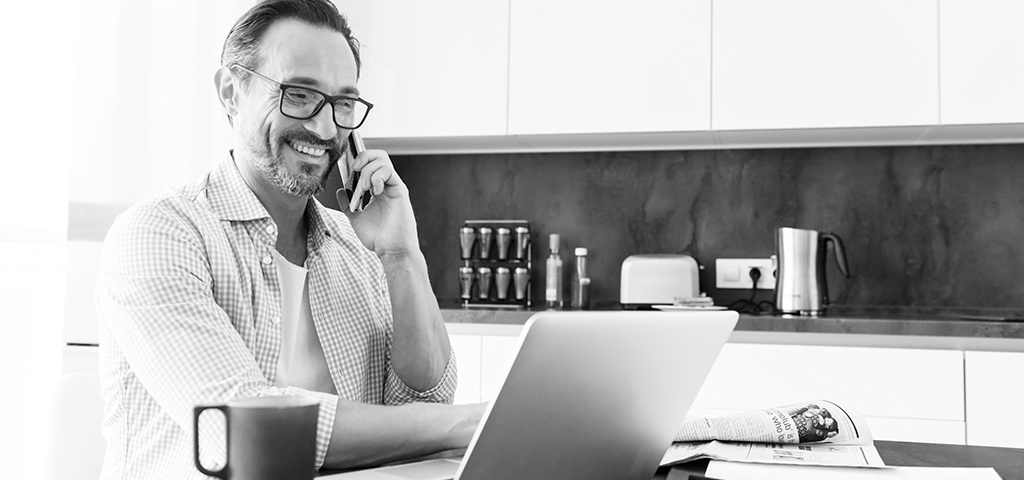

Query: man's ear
[214,66,239,124]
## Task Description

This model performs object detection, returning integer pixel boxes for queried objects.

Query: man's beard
[249,127,342,197]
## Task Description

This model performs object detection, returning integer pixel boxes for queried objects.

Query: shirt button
[262,255,272,265]
[271,315,281,325]
[266,225,276,235]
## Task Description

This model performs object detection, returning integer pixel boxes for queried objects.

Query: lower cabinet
[450,327,992,446]
[689,343,967,445]
[448,326,524,405]
[448,334,483,405]
[70,323,1024,449]
[965,351,1024,448]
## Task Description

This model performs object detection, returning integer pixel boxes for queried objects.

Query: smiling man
[95,1,484,479]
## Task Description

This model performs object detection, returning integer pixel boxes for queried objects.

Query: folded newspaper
[661,399,886,468]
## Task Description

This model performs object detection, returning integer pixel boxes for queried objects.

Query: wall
[385,143,1024,313]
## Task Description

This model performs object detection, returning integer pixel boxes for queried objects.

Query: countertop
[440,302,1024,351]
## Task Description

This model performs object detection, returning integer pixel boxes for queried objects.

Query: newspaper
[661,399,886,468]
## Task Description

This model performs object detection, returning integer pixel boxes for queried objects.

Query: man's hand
[342,148,419,256]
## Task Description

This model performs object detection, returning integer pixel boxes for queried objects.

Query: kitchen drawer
[691,343,964,422]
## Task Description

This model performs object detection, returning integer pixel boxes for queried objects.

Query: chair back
[43,373,105,480]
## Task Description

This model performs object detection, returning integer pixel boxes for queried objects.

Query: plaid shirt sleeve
[97,200,339,474]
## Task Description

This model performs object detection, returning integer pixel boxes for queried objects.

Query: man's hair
[221,0,361,87]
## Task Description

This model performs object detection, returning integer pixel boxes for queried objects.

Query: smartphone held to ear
[336,131,373,213]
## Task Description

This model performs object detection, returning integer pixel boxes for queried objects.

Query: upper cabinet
[507,0,711,135]
[711,0,939,130]
[939,0,1024,125]
[336,1,510,138]
[343,0,1024,153]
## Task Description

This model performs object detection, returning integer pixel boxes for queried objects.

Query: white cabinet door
[508,0,712,135]
[712,0,939,130]
[336,1,509,138]
[480,335,521,402]
[865,417,964,445]
[692,344,965,438]
[965,351,1024,447]
[449,334,482,404]
[939,0,1024,125]
[63,345,100,376]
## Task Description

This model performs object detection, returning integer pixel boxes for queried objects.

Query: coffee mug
[193,396,320,480]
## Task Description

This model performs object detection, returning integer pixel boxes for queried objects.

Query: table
[876,441,1024,479]
[322,441,1024,479]
[660,441,1024,480]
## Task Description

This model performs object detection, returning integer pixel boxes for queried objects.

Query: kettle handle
[822,233,850,278]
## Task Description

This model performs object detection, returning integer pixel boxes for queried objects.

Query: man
[96,1,485,478]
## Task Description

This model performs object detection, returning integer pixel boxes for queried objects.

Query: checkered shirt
[95,153,457,480]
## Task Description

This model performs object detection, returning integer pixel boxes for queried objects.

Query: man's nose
[304,102,338,140]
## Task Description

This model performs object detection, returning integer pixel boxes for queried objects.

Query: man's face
[234,18,358,197]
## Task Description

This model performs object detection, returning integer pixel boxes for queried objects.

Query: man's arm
[344,148,452,391]
[381,250,451,391]
[323,400,485,469]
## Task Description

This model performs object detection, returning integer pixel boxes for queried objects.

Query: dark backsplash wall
[389,144,1024,311]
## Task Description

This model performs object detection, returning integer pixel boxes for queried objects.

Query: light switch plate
[716,258,776,290]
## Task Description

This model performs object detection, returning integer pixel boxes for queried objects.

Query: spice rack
[458,220,532,309]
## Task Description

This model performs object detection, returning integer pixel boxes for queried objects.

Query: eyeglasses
[231,64,373,130]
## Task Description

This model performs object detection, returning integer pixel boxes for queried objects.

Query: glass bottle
[571,247,590,310]
[545,234,563,309]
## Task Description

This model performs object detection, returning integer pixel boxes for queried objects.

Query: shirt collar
[207,151,272,222]
[207,151,337,252]
[305,198,335,254]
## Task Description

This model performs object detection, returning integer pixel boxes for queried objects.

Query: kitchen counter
[440,302,1024,352]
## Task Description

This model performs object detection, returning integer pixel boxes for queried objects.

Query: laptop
[322,310,737,480]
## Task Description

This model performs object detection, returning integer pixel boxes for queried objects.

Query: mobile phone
[336,131,372,212]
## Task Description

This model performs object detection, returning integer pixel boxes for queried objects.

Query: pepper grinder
[459,226,475,260]
[514,226,530,260]
[478,227,493,260]
[496,227,512,260]
[477,266,493,300]
[495,267,511,300]
[458,266,474,301]
[513,267,530,300]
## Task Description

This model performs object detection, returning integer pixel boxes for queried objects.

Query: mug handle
[193,404,230,479]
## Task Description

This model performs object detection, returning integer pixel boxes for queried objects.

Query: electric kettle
[774,227,849,315]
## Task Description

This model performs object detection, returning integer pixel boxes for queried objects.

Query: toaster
[620,254,700,306]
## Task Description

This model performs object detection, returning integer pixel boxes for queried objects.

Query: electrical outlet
[716,258,776,290]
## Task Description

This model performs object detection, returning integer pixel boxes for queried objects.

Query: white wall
[0,1,251,477]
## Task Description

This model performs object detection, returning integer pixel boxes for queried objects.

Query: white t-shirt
[271,248,337,395]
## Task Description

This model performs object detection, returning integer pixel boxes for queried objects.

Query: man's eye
[335,98,356,110]
[284,89,317,103]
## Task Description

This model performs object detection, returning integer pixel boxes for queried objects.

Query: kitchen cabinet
[353,0,1024,153]
[507,0,711,135]
[480,335,521,402]
[965,351,1024,448]
[64,345,100,376]
[446,325,523,404]
[449,334,483,404]
[711,0,939,131]
[334,1,509,138]
[447,323,972,445]
[939,0,1024,125]
[689,343,966,444]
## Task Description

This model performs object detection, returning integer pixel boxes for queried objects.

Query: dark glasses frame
[231,64,374,130]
